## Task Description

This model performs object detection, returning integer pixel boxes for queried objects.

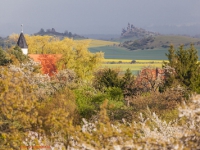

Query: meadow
[103,59,164,63]
[89,46,170,60]
[101,59,163,75]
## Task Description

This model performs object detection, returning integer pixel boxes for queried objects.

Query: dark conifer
[163,44,200,93]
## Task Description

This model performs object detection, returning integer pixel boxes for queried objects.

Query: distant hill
[34,28,85,39]
[121,23,160,39]
[120,35,200,50]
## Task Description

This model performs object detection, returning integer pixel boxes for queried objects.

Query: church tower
[17,24,28,55]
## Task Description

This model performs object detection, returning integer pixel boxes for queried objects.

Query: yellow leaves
[25,35,52,54]
[0,67,39,147]
[25,35,74,54]
[1,133,7,139]
[0,66,78,148]
[22,35,104,80]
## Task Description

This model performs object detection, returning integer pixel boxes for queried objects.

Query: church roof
[17,33,28,48]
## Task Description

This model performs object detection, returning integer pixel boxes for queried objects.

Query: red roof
[29,54,62,76]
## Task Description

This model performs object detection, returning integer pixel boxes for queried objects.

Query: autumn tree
[25,35,103,80]
[0,64,78,149]
[0,67,38,149]
[56,39,103,80]
[25,35,57,54]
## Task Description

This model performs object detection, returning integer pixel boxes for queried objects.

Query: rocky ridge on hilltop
[121,23,160,38]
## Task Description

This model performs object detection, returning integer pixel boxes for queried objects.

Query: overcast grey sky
[1,0,200,36]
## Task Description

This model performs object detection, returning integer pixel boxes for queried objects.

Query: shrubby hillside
[121,35,200,50]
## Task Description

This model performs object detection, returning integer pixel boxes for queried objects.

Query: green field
[89,45,200,60]
[101,59,163,75]
[89,46,169,60]
[103,59,164,63]
[101,62,162,70]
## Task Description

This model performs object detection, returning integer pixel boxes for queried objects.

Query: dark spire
[17,32,28,48]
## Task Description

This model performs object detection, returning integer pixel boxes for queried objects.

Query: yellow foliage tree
[0,67,38,149]
[25,35,104,80]
[57,40,104,80]
[25,35,58,54]
[0,66,79,149]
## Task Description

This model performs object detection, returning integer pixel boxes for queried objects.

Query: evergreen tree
[163,44,200,93]
[121,68,136,98]
[93,68,122,91]
[11,46,29,63]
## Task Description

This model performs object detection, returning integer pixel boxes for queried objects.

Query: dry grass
[75,39,119,48]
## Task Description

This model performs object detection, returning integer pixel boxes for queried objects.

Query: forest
[1,35,200,149]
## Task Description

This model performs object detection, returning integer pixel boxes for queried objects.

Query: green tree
[163,44,200,93]
[0,47,11,65]
[93,68,122,91]
[9,46,29,63]
[121,68,136,99]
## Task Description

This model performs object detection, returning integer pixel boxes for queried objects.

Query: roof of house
[17,32,28,48]
[29,54,62,76]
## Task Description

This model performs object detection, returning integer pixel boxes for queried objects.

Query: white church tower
[17,24,28,55]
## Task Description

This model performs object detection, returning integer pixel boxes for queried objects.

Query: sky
[1,0,200,37]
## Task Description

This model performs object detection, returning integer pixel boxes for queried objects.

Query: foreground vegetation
[1,35,200,149]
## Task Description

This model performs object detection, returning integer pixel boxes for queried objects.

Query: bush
[129,90,182,122]
[131,60,136,64]
[105,87,123,101]
[93,68,122,91]
[74,86,96,119]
